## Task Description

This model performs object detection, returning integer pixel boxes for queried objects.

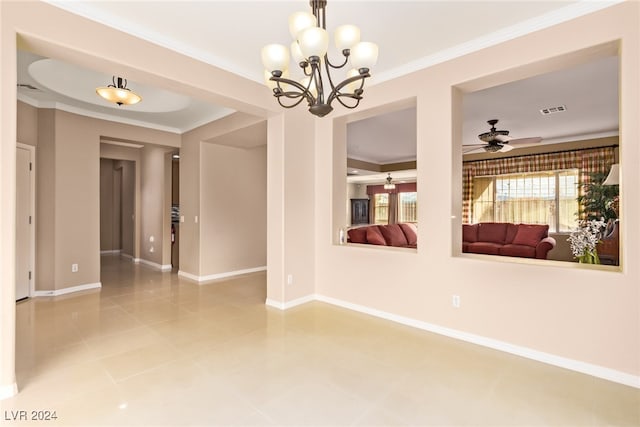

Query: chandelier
[96,76,142,106]
[261,0,378,117]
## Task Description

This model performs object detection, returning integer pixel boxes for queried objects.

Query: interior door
[16,146,32,301]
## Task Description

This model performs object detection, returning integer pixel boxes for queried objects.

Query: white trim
[314,295,640,389]
[100,249,121,255]
[265,294,315,310]
[178,266,266,283]
[0,382,18,401]
[136,258,172,272]
[120,253,135,260]
[33,282,102,297]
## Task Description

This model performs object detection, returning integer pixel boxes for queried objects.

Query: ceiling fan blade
[494,134,513,142]
[463,146,489,154]
[507,137,543,146]
[499,144,515,152]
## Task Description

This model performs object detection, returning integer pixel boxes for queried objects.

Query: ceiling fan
[463,119,542,154]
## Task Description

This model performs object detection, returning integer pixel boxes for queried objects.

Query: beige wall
[200,143,267,275]
[17,101,37,146]
[116,160,135,257]
[317,2,639,379]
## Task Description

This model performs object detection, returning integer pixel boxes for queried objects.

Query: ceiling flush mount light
[261,0,378,118]
[96,76,142,106]
[384,173,396,190]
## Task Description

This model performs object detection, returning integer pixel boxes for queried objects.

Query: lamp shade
[603,163,620,186]
[344,69,361,93]
[350,42,379,70]
[291,41,305,64]
[334,25,361,50]
[298,27,329,59]
[96,77,141,106]
[261,44,290,72]
[288,11,317,39]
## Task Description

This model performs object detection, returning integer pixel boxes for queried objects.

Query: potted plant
[577,171,619,222]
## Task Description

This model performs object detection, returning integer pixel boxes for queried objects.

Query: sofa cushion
[500,244,537,258]
[347,227,368,244]
[505,223,520,244]
[512,224,549,247]
[380,224,409,247]
[466,242,502,255]
[399,223,418,246]
[462,224,479,243]
[366,226,387,245]
[477,223,508,244]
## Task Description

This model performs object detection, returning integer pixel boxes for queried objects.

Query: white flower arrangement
[567,219,606,263]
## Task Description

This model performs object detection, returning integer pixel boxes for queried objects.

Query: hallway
[2,256,638,425]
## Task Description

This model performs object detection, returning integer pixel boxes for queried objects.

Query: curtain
[388,193,398,224]
[462,147,615,223]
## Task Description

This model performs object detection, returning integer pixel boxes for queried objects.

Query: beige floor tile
[5,256,639,426]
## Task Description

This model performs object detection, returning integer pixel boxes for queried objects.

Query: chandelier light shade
[96,76,142,106]
[261,0,379,117]
[384,173,396,190]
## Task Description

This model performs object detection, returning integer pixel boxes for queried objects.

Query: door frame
[16,143,36,297]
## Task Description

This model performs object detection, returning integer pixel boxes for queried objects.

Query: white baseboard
[120,253,134,260]
[100,249,121,255]
[33,282,102,297]
[0,382,18,400]
[178,266,266,283]
[265,294,315,310]
[313,294,640,389]
[136,258,172,272]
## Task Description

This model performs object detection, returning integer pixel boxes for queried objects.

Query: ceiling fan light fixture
[384,173,396,190]
[96,76,142,106]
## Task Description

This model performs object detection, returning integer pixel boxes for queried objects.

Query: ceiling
[18,1,619,150]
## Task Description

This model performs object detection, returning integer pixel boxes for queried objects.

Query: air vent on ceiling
[540,105,566,115]
[17,83,40,90]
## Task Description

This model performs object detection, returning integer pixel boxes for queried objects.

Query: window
[398,192,417,223]
[472,169,579,232]
[373,193,389,224]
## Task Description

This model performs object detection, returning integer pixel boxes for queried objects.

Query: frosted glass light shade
[350,42,379,70]
[298,27,329,59]
[344,69,361,93]
[291,41,305,64]
[261,44,290,72]
[96,86,141,105]
[289,11,317,39]
[334,25,361,50]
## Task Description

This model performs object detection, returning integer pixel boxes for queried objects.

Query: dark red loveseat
[347,223,417,248]
[463,222,556,259]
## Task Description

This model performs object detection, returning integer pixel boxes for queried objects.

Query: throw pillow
[512,224,549,247]
[348,227,367,244]
[399,223,418,245]
[380,224,409,247]
[477,222,508,244]
[366,226,387,245]
[462,224,478,243]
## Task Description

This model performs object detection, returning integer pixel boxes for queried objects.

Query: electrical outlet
[71,263,78,273]
[287,274,293,285]
[149,246,154,253]
[452,294,460,308]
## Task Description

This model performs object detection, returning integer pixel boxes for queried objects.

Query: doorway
[100,158,135,258]
[16,144,35,301]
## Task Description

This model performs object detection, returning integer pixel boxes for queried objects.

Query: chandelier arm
[271,76,316,105]
[324,52,350,70]
[311,65,325,105]
[325,72,368,105]
[276,93,308,109]
[334,94,362,110]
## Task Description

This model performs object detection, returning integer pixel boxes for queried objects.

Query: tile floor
[2,256,639,426]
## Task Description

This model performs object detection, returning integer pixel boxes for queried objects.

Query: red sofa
[463,222,556,259]
[347,223,417,248]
